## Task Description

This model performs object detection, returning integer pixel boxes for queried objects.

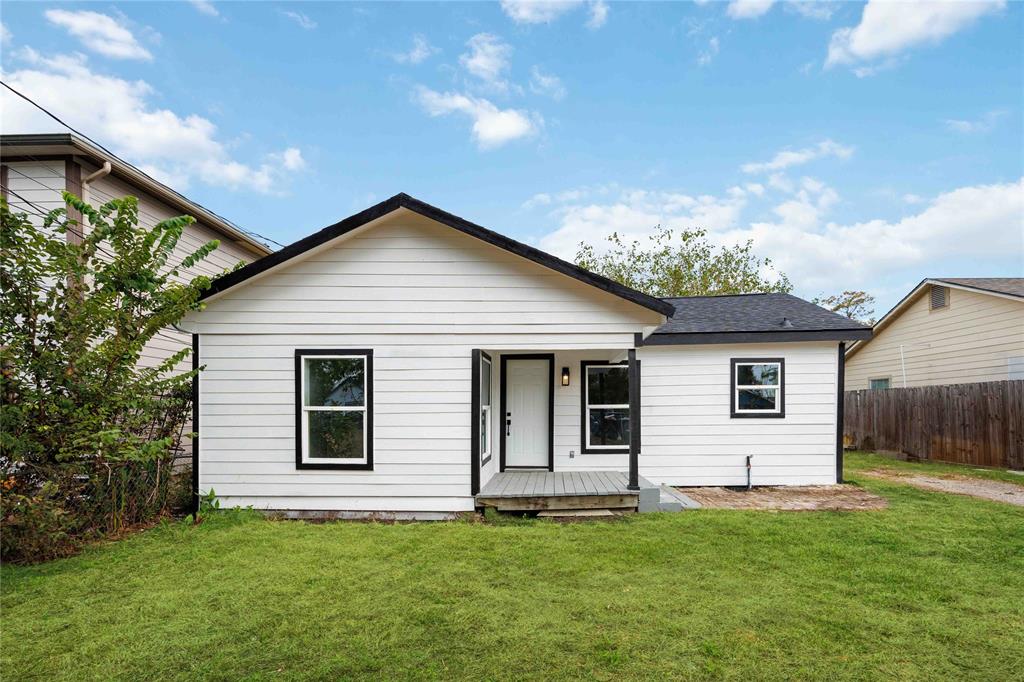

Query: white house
[181,194,871,517]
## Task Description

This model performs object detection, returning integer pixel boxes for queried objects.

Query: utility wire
[1,79,286,250]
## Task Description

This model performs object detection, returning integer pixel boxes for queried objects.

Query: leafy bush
[0,193,226,562]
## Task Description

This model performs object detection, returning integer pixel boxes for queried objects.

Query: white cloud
[281,10,317,30]
[272,147,306,171]
[392,34,439,65]
[44,10,152,61]
[730,178,1024,291]
[2,49,304,194]
[741,139,853,174]
[726,0,776,20]
[827,0,1005,70]
[698,36,720,66]
[414,86,541,149]
[531,177,1024,297]
[501,1,581,24]
[944,109,1007,134]
[188,0,220,18]
[786,1,835,21]
[587,1,609,29]
[535,186,749,259]
[529,66,566,100]
[902,193,924,205]
[500,0,607,28]
[460,33,513,92]
[1,22,12,45]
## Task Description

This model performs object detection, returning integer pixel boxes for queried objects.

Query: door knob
[506,418,511,436]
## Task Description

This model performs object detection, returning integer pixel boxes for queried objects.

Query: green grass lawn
[847,450,1024,484]
[3,452,1023,681]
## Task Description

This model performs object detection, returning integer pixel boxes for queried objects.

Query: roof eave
[846,277,1024,359]
[642,328,873,346]
[200,193,675,317]
[1,133,272,257]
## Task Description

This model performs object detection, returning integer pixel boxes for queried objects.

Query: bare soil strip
[681,484,888,511]
[860,469,1024,507]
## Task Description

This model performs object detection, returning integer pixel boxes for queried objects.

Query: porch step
[537,508,617,518]
[659,485,702,510]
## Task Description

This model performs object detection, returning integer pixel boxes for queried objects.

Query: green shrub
[0,194,231,562]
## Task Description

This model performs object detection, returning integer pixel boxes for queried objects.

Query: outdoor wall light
[561,367,570,386]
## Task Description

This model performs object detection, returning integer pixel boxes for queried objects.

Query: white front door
[504,358,550,469]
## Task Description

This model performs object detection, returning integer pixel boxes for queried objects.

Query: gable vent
[930,285,948,310]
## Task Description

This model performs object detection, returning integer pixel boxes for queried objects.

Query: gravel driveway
[860,469,1024,507]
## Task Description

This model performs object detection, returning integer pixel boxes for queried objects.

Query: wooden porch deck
[476,470,641,511]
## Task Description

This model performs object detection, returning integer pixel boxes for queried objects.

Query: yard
[3,452,1022,681]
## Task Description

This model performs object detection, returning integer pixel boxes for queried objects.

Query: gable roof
[200,192,676,316]
[639,293,872,345]
[846,277,1024,359]
[1,133,271,257]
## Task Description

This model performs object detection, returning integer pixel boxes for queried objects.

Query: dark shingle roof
[934,278,1024,298]
[653,292,870,336]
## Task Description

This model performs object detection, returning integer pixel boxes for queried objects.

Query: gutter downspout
[79,161,112,235]
[83,161,112,186]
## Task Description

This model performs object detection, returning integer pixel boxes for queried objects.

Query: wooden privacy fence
[844,380,1024,470]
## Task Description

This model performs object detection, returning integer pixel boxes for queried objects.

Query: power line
[1,79,286,250]
[6,164,236,269]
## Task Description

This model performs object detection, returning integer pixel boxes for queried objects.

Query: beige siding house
[1,133,272,371]
[845,278,1024,390]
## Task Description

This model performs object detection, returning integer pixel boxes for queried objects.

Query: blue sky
[2,0,1021,314]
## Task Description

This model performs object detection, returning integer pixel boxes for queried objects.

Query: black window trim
[580,360,631,454]
[730,357,785,419]
[294,348,374,470]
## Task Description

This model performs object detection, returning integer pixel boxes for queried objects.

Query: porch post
[627,348,640,490]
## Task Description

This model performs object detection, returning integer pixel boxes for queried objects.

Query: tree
[575,225,792,298]
[812,290,876,325]
[0,193,222,561]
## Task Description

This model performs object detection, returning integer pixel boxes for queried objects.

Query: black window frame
[580,360,631,454]
[294,348,374,470]
[730,357,785,419]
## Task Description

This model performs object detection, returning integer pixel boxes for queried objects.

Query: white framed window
[480,353,492,463]
[581,361,630,453]
[295,349,373,470]
[731,359,784,418]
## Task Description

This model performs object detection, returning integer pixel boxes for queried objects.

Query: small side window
[869,377,891,390]
[731,359,784,418]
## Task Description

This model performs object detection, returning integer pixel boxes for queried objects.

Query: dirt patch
[681,484,887,511]
[860,469,1024,507]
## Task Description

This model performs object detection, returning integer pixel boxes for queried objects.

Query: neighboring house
[181,193,870,517]
[845,278,1024,390]
[0,133,272,371]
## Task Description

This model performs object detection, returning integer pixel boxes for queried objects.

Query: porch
[476,470,685,513]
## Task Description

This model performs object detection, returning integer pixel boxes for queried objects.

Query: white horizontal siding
[845,286,1024,390]
[637,342,840,486]
[193,211,662,511]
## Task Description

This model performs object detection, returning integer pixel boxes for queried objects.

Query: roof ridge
[660,292,775,301]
